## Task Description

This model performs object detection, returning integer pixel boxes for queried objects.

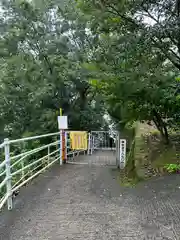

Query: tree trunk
[152,110,169,145]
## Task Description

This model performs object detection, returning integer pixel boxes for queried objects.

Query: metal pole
[90,135,93,155]
[21,160,25,181]
[48,145,50,164]
[87,133,91,155]
[4,138,12,210]
[116,133,119,167]
[59,107,64,165]
[93,136,95,152]
[118,133,120,167]
[65,131,67,161]
[62,130,66,164]
[60,130,63,165]
[91,136,94,155]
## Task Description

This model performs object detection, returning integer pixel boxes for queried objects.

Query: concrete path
[1,151,180,239]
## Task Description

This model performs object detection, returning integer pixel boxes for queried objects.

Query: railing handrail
[8,132,60,144]
[11,148,60,176]
[0,130,91,212]
[0,131,74,147]
[11,140,59,161]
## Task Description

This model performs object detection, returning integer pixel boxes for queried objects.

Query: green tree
[0,0,106,140]
[77,1,180,143]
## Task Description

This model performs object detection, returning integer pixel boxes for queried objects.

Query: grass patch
[133,123,180,177]
[117,174,143,187]
[152,147,178,169]
[110,168,142,187]
[113,122,180,186]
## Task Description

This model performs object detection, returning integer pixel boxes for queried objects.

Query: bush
[164,163,180,173]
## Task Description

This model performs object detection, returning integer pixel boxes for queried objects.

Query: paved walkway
[1,151,180,239]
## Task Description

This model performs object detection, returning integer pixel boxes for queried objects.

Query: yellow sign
[70,131,88,150]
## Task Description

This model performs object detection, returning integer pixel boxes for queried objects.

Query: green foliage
[77,0,180,144]
[164,164,180,173]
[0,0,107,141]
[0,0,109,198]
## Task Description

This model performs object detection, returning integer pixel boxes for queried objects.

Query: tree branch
[141,6,178,48]
[102,3,180,69]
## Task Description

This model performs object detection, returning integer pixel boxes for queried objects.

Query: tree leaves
[77,0,179,142]
[0,0,107,140]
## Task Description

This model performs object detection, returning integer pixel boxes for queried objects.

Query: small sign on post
[57,113,68,165]
[57,116,68,130]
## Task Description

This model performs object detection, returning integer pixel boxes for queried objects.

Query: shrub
[164,163,180,173]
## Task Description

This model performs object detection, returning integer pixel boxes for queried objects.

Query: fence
[0,131,90,211]
[0,131,124,211]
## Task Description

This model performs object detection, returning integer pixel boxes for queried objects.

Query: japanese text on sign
[70,131,88,150]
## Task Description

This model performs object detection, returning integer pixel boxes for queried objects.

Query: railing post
[90,136,94,155]
[93,136,95,153]
[4,138,12,210]
[65,131,67,161]
[62,130,66,164]
[21,160,25,181]
[60,130,63,165]
[48,145,50,164]
[87,133,91,155]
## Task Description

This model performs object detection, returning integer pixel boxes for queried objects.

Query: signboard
[70,131,88,150]
[58,116,68,129]
[119,139,126,169]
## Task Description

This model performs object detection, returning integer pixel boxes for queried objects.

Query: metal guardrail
[0,130,122,211]
[0,131,88,211]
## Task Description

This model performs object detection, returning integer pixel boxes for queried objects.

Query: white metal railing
[91,131,117,150]
[0,130,122,211]
[0,131,88,211]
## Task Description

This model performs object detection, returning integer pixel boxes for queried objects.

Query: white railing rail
[8,132,60,144]
[0,131,88,211]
